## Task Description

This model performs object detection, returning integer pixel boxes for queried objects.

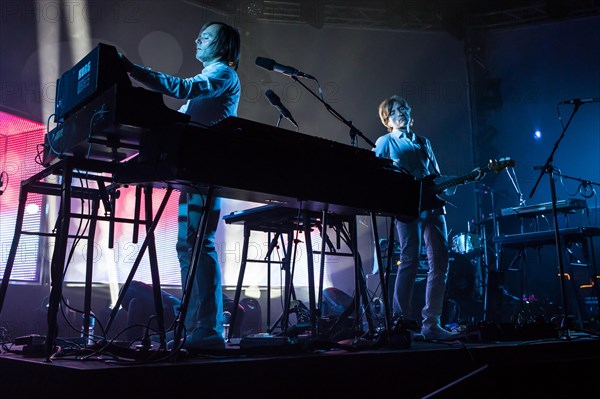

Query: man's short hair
[378,95,411,132]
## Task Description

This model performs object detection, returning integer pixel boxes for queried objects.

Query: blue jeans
[393,208,449,329]
[176,192,223,337]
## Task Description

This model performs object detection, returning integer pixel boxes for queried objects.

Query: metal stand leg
[282,228,303,335]
[315,210,329,337]
[371,213,393,337]
[264,230,296,335]
[263,232,293,335]
[326,217,375,342]
[143,186,167,347]
[45,163,74,359]
[172,186,216,350]
[548,172,571,338]
[228,224,251,341]
[81,197,100,346]
[351,218,375,337]
[104,187,172,343]
[303,211,318,334]
[0,178,30,316]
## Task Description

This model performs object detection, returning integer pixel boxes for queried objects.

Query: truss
[182,0,600,32]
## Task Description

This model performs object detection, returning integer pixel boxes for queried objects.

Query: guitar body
[419,175,447,212]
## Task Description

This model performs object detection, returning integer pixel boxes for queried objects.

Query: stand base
[472,321,559,341]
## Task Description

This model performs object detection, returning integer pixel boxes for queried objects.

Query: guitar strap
[413,133,448,215]
[414,133,441,177]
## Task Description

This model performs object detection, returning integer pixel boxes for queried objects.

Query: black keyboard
[494,227,600,247]
[114,117,421,219]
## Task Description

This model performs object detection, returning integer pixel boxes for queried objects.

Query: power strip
[14,334,46,346]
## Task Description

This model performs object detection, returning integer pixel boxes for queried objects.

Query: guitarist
[373,95,482,340]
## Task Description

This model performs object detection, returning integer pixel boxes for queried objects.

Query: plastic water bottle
[222,310,231,341]
[81,312,95,346]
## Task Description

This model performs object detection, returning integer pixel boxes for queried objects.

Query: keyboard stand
[223,205,373,341]
[493,227,600,327]
[0,157,167,359]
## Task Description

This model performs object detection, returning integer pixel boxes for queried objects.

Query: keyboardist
[119,21,241,351]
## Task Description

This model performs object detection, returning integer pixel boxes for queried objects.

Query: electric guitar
[420,157,515,211]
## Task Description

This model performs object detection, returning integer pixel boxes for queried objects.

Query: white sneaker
[411,331,425,341]
[421,325,459,341]
[167,332,225,351]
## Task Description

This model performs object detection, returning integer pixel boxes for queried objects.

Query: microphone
[256,57,315,80]
[558,97,600,105]
[265,89,298,128]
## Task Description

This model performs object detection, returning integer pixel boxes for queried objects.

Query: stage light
[244,285,262,299]
[25,203,40,215]
[0,110,45,282]
[64,0,92,63]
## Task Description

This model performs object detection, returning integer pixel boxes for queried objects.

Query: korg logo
[78,61,91,80]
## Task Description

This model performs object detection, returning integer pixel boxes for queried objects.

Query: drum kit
[447,230,487,303]
[367,227,487,327]
[374,231,484,301]
[451,232,482,256]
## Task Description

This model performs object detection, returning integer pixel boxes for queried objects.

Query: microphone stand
[290,76,375,148]
[528,103,582,339]
[476,183,502,322]
[290,75,400,347]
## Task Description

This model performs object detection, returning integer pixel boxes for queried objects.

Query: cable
[0,170,8,195]
[61,173,92,280]
[505,166,525,206]
[44,113,62,156]
[86,109,110,159]
[578,181,596,199]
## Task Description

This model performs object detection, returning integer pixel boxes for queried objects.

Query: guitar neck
[433,169,485,194]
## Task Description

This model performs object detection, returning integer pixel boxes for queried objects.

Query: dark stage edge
[1,333,599,399]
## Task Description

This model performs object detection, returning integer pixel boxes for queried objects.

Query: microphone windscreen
[256,56,275,71]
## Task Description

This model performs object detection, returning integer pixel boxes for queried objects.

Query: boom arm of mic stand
[291,76,375,148]
[529,103,580,199]
[554,171,600,188]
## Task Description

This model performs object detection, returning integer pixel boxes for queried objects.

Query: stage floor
[2,328,599,399]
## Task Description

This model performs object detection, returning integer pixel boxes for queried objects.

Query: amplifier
[55,43,130,121]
